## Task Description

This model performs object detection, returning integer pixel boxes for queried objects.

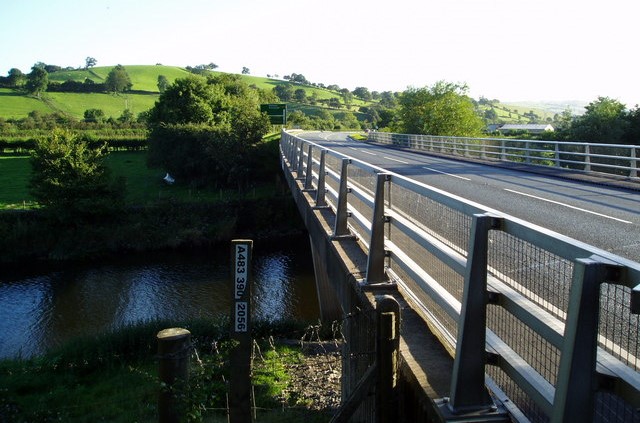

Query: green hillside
[48,65,192,92]
[0,88,53,119]
[1,65,376,122]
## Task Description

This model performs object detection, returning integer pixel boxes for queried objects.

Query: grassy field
[44,91,159,119]
[48,65,192,93]
[0,156,35,209]
[0,89,53,119]
[0,150,279,210]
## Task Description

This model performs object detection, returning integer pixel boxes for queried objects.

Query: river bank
[0,192,305,266]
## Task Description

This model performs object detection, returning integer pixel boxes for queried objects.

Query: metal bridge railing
[280,130,640,422]
[368,132,640,180]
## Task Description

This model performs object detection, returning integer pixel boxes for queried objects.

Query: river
[0,237,319,359]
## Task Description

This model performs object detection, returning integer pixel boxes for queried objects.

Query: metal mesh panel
[486,365,550,423]
[594,391,640,423]
[388,183,471,256]
[488,231,573,319]
[390,260,460,344]
[346,166,376,245]
[487,305,561,386]
[599,283,640,371]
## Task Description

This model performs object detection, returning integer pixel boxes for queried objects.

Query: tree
[25,65,48,97]
[396,81,484,137]
[84,108,105,123]
[157,74,169,93]
[147,74,270,187]
[105,64,132,93]
[570,97,628,143]
[85,57,97,69]
[340,89,353,108]
[484,108,498,122]
[273,84,294,101]
[352,86,372,101]
[29,129,124,222]
[7,68,25,87]
[242,67,250,75]
[294,88,307,103]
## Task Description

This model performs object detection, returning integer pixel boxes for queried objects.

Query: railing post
[551,258,622,423]
[501,139,506,161]
[444,213,506,417]
[525,141,531,164]
[631,147,637,178]
[304,144,314,190]
[584,144,591,172]
[297,141,306,178]
[555,143,560,168]
[333,158,351,237]
[365,173,389,285]
[315,149,327,208]
[289,138,299,171]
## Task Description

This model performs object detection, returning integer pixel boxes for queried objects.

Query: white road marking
[384,156,410,164]
[423,166,471,181]
[360,149,377,156]
[504,189,633,224]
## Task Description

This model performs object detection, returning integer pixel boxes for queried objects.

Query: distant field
[44,92,159,119]
[0,89,53,118]
[48,65,192,93]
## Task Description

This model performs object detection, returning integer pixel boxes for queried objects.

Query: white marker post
[229,239,253,422]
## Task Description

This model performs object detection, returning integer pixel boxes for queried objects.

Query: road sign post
[229,239,253,422]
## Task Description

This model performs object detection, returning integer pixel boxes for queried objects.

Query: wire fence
[0,320,348,423]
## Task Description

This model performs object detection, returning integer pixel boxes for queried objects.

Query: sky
[2,0,639,107]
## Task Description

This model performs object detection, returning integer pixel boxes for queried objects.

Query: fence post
[376,295,400,423]
[315,149,328,208]
[631,147,637,178]
[501,139,506,161]
[304,144,314,190]
[333,158,351,237]
[289,138,302,173]
[584,144,591,172]
[445,214,506,416]
[157,328,191,423]
[297,141,306,178]
[555,143,560,168]
[525,141,531,164]
[365,173,390,284]
[551,258,622,423]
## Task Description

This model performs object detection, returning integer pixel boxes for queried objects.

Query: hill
[1,65,372,121]
[2,65,585,124]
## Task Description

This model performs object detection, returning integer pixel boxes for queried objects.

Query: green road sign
[261,103,287,125]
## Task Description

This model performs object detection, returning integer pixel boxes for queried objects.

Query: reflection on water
[0,239,319,359]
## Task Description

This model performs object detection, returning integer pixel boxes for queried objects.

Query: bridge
[279,129,640,422]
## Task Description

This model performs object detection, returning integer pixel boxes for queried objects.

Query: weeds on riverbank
[0,318,338,422]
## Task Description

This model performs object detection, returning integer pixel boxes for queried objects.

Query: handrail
[368,132,640,180]
[280,130,640,422]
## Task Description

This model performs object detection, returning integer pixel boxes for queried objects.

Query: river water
[0,237,319,359]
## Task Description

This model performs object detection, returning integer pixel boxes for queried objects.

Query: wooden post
[157,327,191,423]
[229,239,253,423]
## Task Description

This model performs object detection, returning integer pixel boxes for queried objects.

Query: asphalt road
[295,131,640,263]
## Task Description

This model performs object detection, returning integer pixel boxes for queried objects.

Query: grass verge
[0,319,333,423]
